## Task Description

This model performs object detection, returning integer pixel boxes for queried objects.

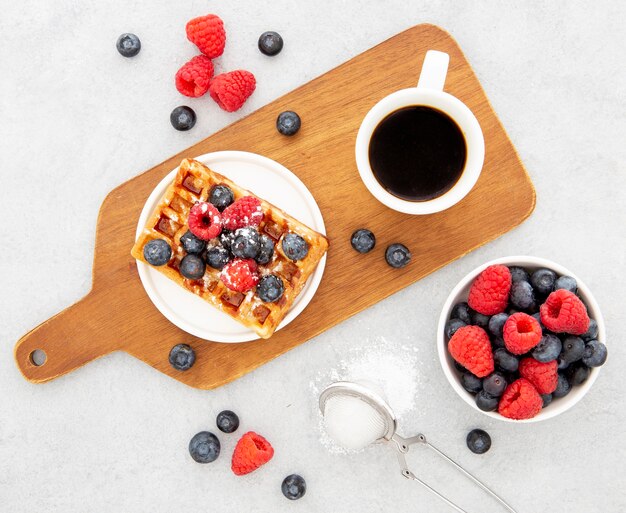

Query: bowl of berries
[437,256,607,422]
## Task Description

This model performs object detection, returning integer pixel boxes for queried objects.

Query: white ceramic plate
[135,151,327,343]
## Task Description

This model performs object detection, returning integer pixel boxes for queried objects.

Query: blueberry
[209,185,234,212]
[282,233,309,260]
[475,390,498,411]
[488,313,509,338]
[461,372,482,394]
[582,339,607,367]
[282,474,306,501]
[170,106,196,131]
[531,312,546,331]
[581,319,598,341]
[205,246,230,270]
[560,336,585,364]
[491,336,506,349]
[276,111,301,136]
[143,239,172,266]
[552,373,571,398]
[219,230,236,252]
[385,243,411,268]
[351,228,376,254]
[554,275,577,293]
[116,33,141,57]
[216,410,239,433]
[189,431,220,463]
[256,235,275,265]
[454,361,466,373]
[541,393,553,408]
[531,268,557,296]
[169,343,196,371]
[470,310,491,329]
[180,230,206,254]
[483,373,507,397]
[508,266,530,283]
[509,280,535,311]
[445,318,466,339]
[466,429,491,454]
[532,334,562,362]
[180,254,205,279]
[258,31,284,56]
[232,227,261,259]
[567,362,590,386]
[450,302,472,325]
[494,348,519,372]
[257,275,285,303]
[557,358,569,371]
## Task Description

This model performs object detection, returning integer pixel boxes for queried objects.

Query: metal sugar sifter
[319,380,518,513]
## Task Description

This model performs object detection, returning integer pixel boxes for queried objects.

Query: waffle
[131,158,329,339]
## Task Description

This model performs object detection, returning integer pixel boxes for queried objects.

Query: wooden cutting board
[14,24,535,389]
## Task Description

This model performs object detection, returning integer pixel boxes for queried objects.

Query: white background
[1,1,624,511]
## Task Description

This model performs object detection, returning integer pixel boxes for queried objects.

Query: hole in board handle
[29,349,47,366]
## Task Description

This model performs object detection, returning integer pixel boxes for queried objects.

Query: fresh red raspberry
[188,202,222,240]
[498,378,543,420]
[220,259,259,292]
[448,325,494,378]
[540,289,590,335]
[185,14,226,58]
[222,196,264,230]
[519,358,558,394]
[209,70,256,112]
[503,312,542,355]
[468,265,512,315]
[231,431,274,476]
[175,55,214,97]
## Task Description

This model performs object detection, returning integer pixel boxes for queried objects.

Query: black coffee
[368,106,467,202]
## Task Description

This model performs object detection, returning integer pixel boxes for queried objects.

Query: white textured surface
[1,1,625,511]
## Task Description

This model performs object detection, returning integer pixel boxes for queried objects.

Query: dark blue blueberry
[582,339,607,367]
[385,243,411,268]
[509,280,535,311]
[169,343,196,371]
[461,372,482,394]
[450,302,472,325]
[170,106,196,131]
[581,319,598,341]
[454,361,466,373]
[475,390,498,411]
[541,393,553,408]
[491,336,506,349]
[116,33,141,57]
[258,31,284,56]
[494,348,519,372]
[508,266,530,283]
[209,185,234,212]
[180,230,206,254]
[282,233,309,260]
[276,111,301,136]
[189,431,220,463]
[560,336,585,364]
[483,373,507,397]
[256,235,275,265]
[219,230,236,252]
[466,429,491,454]
[470,310,491,329]
[552,373,571,398]
[350,228,376,254]
[257,275,285,303]
[231,227,261,259]
[282,474,306,501]
[557,358,569,371]
[488,313,509,338]
[205,246,230,270]
[180,254,205,279]
[531,312,547,332]
[216,410,239,433]
[531,268,557,296]
[554,275,577,294]
[532,334,562,362]
[445,318,466,339]
[567,362,590,386]
[143,239,172,266]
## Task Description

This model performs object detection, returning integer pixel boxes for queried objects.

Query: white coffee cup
[355,50,485,215]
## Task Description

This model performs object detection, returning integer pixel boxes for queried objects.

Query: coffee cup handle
[417,50,450,91]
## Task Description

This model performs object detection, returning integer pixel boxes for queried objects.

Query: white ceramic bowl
[437,256,606,423]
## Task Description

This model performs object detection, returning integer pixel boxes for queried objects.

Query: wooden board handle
[14,292,120,383]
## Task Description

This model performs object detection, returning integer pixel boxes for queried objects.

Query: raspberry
[220,259,259,292]
[175,55,214,98]
[498,378,543,420]
[222,196,264,230]
[448,325,494,378]
[209,70,256,112]
[231,431,274,476]
[188,202,222,240]
[540,289,590,335]
[186,14,226,58]
[468,265,512,315]
[503,312,542,355]
[519,358,558,394]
